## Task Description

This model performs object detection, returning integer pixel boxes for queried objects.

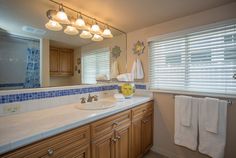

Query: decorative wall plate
[133,41,145,56]
[111,45,121,59]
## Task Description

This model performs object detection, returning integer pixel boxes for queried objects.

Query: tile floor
[143,151,168,158]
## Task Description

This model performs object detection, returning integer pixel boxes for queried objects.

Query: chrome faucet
[87,94,98,102]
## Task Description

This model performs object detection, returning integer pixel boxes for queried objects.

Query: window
[82,48,110,84]
[149,22,236,95]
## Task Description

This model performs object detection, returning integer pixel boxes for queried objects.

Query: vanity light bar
[48,0,126,34]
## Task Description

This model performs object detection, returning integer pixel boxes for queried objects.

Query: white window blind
[82,48,110,84]
[149,23,236,95]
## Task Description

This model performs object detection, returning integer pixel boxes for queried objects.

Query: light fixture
[45,1,121,41]
[92,34,103,41]
[80,30,92,39]
[55,4,70,24]
[64,26,79,35]
[102,26,113,38]
[75,13,86,30]
[91,20,100,34]
[45,19,62,31]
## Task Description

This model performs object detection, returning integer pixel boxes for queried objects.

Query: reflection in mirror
[0,0,127,90]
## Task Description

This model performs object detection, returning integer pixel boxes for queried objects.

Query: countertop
[0,96,153,154]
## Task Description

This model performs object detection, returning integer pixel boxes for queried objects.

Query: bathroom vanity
[0,99,153,158]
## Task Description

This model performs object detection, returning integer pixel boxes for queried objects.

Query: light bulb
[80,30,92,39]
[64,26,79,35]
[75,18,86,29]
[45,20,62,31]
[102,28,113,38]
[91,24,100,34]
[55,6,70,24]
[92,34,103,41]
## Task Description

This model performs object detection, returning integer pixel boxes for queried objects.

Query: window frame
[81,48,110,84]
[147,19,236,98]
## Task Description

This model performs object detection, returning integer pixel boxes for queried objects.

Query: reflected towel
[111,60,119,79]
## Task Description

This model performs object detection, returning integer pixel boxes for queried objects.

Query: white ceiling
[0,0,235,46]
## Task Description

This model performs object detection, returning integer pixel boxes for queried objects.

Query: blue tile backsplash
[0,84,147,104]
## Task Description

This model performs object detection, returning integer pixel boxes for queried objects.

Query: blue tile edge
[0,85,118,104]
[0,84,147,104]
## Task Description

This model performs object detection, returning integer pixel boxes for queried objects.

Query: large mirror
[0,0,127,90]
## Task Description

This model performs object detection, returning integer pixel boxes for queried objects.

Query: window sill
[149,89,236,99]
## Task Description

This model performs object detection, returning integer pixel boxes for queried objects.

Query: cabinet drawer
[132,101,153,120]
[2,125,90,158]
[91,110,131,139]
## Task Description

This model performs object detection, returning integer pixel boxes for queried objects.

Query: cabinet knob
[116,136,121,140]
[142,109,146,113]
[112,122,119,126]
[142,119,148,123]
[112,138,117,142]
[47,148,54,156]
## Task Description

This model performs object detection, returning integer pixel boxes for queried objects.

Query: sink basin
[76,100,116,110]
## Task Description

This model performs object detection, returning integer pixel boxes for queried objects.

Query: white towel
[116,73,133,82]
[136,59,144,79]
[178,95,192,126]
[111,60,119,79]
[131,59,137,80]
[199,99,227,158]
[174,96,198,150]
[205,97,220,134]
[131,59,144,80]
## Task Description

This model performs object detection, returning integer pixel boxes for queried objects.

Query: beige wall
[125,2,236,158]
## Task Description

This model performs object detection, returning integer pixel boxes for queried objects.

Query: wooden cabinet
[91,110,132,158]
[50,47,74,76]
[1,101,153,158]
[131,101,153,158]
[2,125,90,158]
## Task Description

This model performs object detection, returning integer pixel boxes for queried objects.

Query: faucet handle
[80,97,86,104]
[94,95,98,101]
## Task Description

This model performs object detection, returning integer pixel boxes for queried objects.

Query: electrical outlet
[3,105,21,113]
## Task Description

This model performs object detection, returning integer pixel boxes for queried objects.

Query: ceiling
[0,0,235,46]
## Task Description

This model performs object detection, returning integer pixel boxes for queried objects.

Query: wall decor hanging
[132,41,145,56]
[111,45,121,59]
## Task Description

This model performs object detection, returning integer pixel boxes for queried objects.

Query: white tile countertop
[0,96,153,155]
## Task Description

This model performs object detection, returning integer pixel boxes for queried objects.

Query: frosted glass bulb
[64,26,79,35]
[55,10,70,24]
[45,20,62,31]
[75,18,86,29]
[91,24,100,34]
[92,34,103,41]
[80,30,92,39]
[102,28,113,38]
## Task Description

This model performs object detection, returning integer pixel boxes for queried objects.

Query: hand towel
[131,59,137,80]
[174,96,198,150]
[199,99,227,158]
[136,59,144,79]
[178,95,193,126]
[111,60,119,79]
[116,73,134,82]
[205,97,220,134]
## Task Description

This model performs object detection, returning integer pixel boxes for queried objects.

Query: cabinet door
[50,47,60,75]
[141,115,153,154]
[92,132,115,158]
[131,119,142,158]
[115,125,131,158]
[59,49,73,76]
